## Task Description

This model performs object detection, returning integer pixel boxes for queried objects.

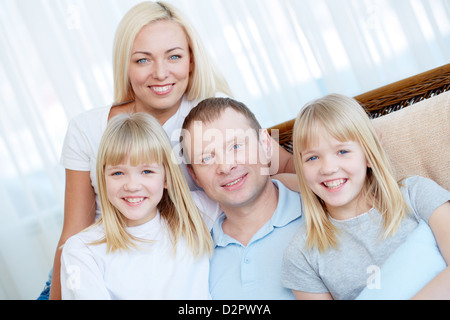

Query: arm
[293,290,333,300]
[412,201,450,299]
[49,169,96,300]
[271,173,300,192]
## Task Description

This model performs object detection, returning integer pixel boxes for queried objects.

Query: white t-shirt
[191,190,222,231]
[60,95,204,220]
[60,211,210,300]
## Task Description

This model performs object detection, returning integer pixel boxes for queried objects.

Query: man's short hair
[181,97,262,133]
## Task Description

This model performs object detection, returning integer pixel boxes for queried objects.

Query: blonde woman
[45,1,230,300]
[281,94,450,300]
[60,113,213,299]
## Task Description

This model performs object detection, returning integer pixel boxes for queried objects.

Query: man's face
[184,108,272,210]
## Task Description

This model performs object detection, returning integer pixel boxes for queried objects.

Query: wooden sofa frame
[268,64,450,154]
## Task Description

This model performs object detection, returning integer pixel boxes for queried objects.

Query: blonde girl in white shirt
[60,113,213,299]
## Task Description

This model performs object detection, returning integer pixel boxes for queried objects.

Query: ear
[258,128,273,161]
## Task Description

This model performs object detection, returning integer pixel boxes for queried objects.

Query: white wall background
[0,0,449,299]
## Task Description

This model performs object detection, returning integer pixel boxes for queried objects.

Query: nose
[216,151,237,175]
[320,156,338,175]
[217,163,236,175]
[123,175,142,192]
[152,59,169,80]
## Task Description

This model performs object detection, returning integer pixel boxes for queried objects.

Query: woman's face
[129,20,192,124]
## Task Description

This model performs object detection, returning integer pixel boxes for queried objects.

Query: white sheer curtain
[0,0,448,299]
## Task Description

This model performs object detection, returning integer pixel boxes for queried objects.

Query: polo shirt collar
[211,179,302,248]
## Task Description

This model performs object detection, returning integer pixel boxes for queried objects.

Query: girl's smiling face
[301,123,371,220]
[105,161,166,227]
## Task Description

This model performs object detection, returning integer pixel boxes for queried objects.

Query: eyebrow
[105,165,124,172]
[131,47,185,56]
[302,141,355,153]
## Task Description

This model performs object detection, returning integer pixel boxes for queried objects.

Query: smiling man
[181,97,303,299]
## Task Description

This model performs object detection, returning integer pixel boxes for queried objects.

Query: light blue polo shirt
[209,180,304,300]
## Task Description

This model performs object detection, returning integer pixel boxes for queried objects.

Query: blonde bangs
[102,117,166,169]
[294,101,360,157]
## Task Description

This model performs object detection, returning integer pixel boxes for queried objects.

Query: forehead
[133,20,189,50]
[193,108,253,133]
[302,121,348,147]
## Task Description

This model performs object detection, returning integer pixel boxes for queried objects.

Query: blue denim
[37,269,52,300]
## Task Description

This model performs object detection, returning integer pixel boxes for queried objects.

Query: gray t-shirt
[281,176,450,300]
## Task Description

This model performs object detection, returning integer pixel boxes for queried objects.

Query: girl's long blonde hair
[94,113,212,257]
[293,94,409,252]
[113,1,231,104]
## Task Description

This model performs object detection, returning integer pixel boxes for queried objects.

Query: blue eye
[112,171,123,176]
[142,170,153,175]
[201,154,215,164]
[232,142,246,151]
[202,156,211,164]
[338,150,349,155]
[169,55,181,60]
[307,156,318,162]
[137,58,148,64]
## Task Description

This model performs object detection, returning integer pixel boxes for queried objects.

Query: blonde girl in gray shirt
[281,94,450,300]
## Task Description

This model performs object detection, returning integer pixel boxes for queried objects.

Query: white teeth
[151,85,172,92]
[323,179,346,189]
[124,197,144,203]
[224,177,242,187]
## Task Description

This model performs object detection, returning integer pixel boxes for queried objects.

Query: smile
[323,179,347,189]
[221,174,248,189]
[124,197,145,203]
[223,177,243,187]
[149,84,173,95]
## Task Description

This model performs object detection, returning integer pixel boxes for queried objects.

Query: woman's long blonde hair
[94,113,212,257]
[293,94,409,252]
[113,1,231,104]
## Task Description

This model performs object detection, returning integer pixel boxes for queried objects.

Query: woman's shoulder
[71,105,111,123]
[67,106,112,136]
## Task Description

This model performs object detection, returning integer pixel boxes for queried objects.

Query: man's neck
[221,181,279,246]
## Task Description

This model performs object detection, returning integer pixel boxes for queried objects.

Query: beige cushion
[372,91,450,191]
